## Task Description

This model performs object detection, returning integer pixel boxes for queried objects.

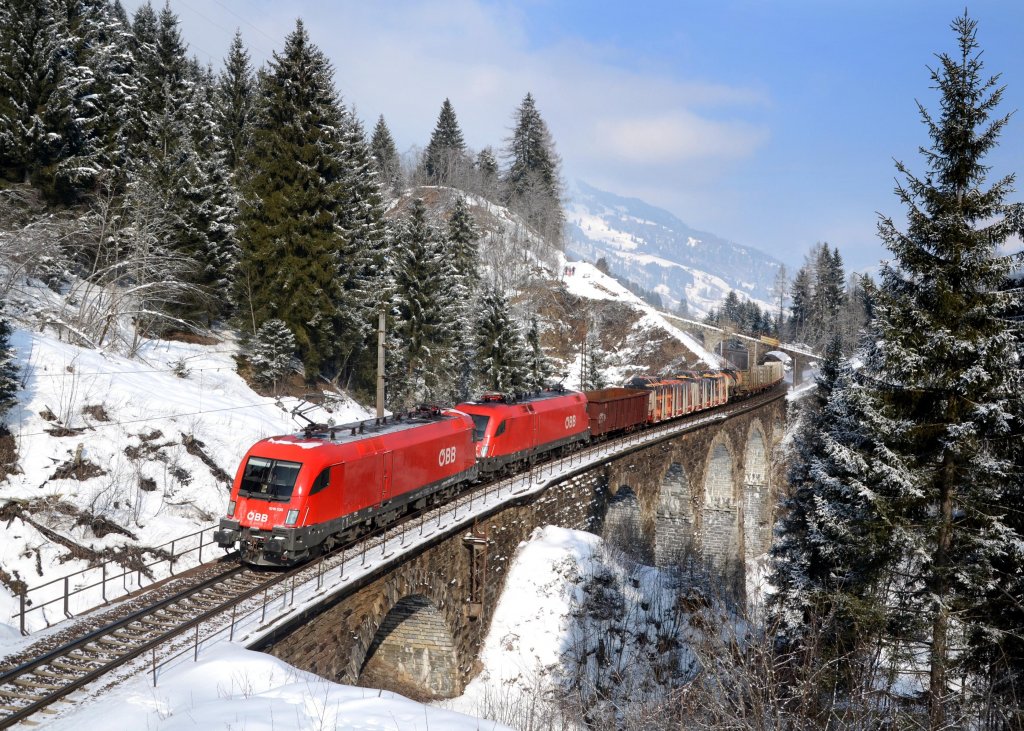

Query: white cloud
[593,112,769,164]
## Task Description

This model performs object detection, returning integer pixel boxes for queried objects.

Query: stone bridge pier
[604,401,786,578]
[257,395,787,701]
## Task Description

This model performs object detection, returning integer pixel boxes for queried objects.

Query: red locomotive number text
[438,446,458,466]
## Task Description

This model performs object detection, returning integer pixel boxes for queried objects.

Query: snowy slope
[554,256,722,375]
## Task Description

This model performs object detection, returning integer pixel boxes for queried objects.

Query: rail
[15,524,220,635]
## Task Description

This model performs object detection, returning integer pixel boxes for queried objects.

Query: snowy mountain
[565,180,784,317]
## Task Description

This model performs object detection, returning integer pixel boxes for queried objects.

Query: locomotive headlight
[285,509,299,526]
[227,500,236,517]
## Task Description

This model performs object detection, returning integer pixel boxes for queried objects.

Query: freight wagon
[584,387,650,438]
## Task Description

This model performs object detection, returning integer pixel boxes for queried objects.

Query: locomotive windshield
[469,414,490,442]
[238,456,302,501]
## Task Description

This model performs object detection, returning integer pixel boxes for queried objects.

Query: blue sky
[130,1,1024,273]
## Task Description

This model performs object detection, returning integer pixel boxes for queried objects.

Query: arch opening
[358,595,459,700]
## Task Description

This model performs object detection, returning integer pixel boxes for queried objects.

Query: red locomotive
[215,406,477,566]
[455,388,590,474]
[217,363,784,565]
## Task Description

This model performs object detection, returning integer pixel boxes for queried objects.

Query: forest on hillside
[0,0,565,411]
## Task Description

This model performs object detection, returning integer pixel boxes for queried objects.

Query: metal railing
[16,524,221,635]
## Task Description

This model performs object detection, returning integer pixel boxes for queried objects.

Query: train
[215,361,784,565]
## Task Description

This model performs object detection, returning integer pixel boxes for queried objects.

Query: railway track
[0,384,786,727]
[0,563,279,729]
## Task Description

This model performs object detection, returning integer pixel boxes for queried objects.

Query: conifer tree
[475,286,528,393]
[249,318,296,393]
[423,98,467,185]
[388,199,459,406]
[0,0,104,199]
[525,316,553,389]
[475,146,499,199]
[810,243,846,334]
[335,108,389,385]
[503,92,564,243]
[370,114,402,197]
[580,326,608,390]
[447,196,480,285]
[182,64,239,325]
[869,15,1022,723]
[236,19,348,376]
[0,313,19,418]
[214,30,254,176]
[770,336,895,692]
[788,267,812,339]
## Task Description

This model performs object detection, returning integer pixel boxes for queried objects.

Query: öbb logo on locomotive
[214,363,783,566]
[437,446,458,466]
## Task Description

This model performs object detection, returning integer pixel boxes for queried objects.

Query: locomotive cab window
[238,457,302,501]
[470,414,490,442]
[495,419,507,436]
[309,467,331,496]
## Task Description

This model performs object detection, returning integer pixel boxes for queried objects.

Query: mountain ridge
[565,180,784,318]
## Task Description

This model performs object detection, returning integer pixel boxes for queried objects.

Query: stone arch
[655,462,694,567]
[358,594,460,700]
[701,436,738,569]
[742,423,771,560]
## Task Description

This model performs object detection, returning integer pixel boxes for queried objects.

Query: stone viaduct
[255,392,787,701]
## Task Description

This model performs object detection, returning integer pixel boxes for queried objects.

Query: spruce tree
[0,314,19,418]
[842,14,1021,724]
[388,199,459,406]
[370,114,402,197]
[810,243,846,336]
[580,327,607,390]
[249,318,296,393]
[770,336,895,694]
[525,315,553,389]
[335,108,389,385]
[423,98,467,185]
[236,19,348,376]
[0,0,104,199]
[503,92,564,243]
[475,146,499,199]
[447,195,480,285]
[788,267,812,340]
[214,30,254,176]
[475,286,528,393]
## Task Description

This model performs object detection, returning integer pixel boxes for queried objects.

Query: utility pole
[376,312,385,418]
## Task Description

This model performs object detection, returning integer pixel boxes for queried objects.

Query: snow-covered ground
[42,643,514,731]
